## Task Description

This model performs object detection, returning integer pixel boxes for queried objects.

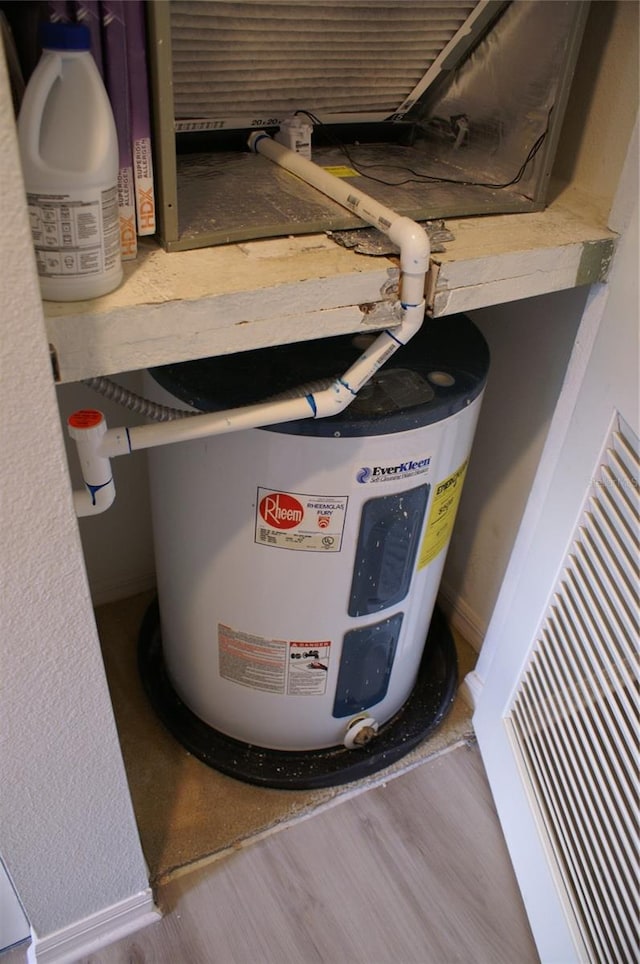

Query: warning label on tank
[255,488,347,551]
[418,459,468,569]
[219,625,331,695]
[288,641,331,695]
[219,625,287,693]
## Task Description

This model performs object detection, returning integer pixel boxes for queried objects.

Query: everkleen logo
[356,457,431,483]
[259,492,304,529]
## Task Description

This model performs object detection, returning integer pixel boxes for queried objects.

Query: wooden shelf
[45,185,616,384]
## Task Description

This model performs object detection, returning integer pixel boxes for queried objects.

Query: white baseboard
[460,669,484,711]
[33,890,160,964]
[437,584,486,652]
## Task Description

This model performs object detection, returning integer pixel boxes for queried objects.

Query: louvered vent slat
[541,620,638,918]
[596,477,638,559]
[587,501,637,595]
[519,672,625,964]
[512,695,611,957]
[169,0,481,122]
[575,531,637,649]
[560,568,638,785]
[513,672,631,964]
[507,414,640,964]
[547,604,638,835]
[515,669,636,964]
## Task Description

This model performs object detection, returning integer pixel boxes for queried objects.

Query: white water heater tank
[144,314,488,767]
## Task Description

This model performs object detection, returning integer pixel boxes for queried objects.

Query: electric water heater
[140,312,489,788]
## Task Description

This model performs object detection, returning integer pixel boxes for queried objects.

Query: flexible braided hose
[83,376,195,422]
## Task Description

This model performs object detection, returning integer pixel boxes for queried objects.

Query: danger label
[255,488,347,551]
[288,641,331,695]
[218,625,330,696]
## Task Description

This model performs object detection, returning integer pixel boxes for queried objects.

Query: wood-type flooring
[79,744,539,964]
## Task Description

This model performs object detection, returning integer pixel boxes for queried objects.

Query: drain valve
[343,714,379,749]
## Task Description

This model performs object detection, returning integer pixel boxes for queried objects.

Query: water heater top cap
[39,22,91,51]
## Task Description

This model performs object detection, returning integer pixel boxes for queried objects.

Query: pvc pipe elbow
[398,301,427,342]
[387,218,430,307]
[311,379,356,419]
[73,478,116,517]
[388,217,430,277]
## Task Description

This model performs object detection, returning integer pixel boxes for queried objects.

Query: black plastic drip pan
[138,600,458,791]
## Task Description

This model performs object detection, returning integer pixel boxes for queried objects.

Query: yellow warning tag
[418,459,469,569]
[322,165,359,178]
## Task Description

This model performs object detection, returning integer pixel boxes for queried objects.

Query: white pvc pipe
[101,392,321,456]
[69,136,431,511]
[248,132,430,306]
[98,304,426,457]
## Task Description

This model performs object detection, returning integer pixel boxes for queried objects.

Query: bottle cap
[39,22,91,52]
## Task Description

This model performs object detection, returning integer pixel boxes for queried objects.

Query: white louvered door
[471,141,638,964]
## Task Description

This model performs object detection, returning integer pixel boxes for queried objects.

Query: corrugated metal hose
[83,375,194,422]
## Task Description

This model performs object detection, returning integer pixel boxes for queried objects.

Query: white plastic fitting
[67,409,115,516]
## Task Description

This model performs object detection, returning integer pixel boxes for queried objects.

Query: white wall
[0,49,150,942]
[440,286,588,645]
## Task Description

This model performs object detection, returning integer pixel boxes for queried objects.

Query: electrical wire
[294,109,548,190]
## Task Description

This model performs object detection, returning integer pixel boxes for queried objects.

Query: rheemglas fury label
[255,488,348,551]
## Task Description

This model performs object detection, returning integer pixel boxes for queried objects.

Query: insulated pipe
[69,137,431,512]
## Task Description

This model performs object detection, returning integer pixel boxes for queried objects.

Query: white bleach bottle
[18,22,123,301]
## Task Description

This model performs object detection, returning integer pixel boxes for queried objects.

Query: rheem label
[255,488,347,551]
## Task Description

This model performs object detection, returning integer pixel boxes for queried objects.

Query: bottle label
[26,186,121,280]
